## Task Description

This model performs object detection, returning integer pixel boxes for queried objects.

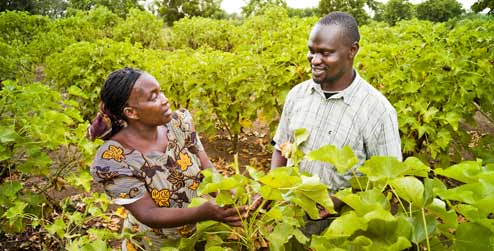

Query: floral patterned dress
[90,109,205,251]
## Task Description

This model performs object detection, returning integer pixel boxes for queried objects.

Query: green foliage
[416,0,464,22]
[382,0,414,25]
[241,0,288,17]
[45,39,166,119]
[68,0,143,17]
[318,0,377,24]
[471,0,494,14]
[155,0,226,26]
[0,0,68,18]
[0,11,50,44]
[168,17,238,51]
[358,17,494,161]
[0,80,97,233]
[113,8,166,49]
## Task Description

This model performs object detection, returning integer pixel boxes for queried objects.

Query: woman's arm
[196,150,215,170]
[124,191,246,229]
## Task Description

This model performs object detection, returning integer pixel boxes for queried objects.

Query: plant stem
[421,207,431,251]
[389,185,409,217]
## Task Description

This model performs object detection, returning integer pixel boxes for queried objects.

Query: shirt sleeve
[90,143,147,205]
[365,108,403,161]
[272,91,295,151]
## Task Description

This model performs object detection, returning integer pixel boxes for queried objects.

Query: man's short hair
[317,12,360,44]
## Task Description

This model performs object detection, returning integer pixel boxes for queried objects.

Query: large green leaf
[359,156,404,183]
[323,211,368,239]
[335,189,389,216]
[434,160,484,183]
[402,157,430,177]
[409,213,437,245]
[455,223,494,251]
[389,176,424,207]
[306,145,358,174]
[259,167,301,188]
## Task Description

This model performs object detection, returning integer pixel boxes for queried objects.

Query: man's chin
[312,77,324,84]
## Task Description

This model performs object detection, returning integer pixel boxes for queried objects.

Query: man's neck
[320,70,356,92]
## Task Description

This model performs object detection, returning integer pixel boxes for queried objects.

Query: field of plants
[0,5,493,251]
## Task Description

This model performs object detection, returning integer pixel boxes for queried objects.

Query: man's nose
[310,54,322,65]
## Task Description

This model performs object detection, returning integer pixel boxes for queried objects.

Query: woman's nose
[160,92,168,104]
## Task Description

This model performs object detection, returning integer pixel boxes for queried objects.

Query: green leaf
[0,125,18,143]
[455,223,494,251]
[402,157,430,177]
[68,85,89,98]
[294,128,309,147]
[0,181,22,203]
[3,201,27,225]
[390,176,424,207]
[324,211,368,239]
[45,218,67,239]
[289,191,320,220]
[335,189,389,215]
[67,170,93,192]
[359,156,404,182]
[260,186,283,201]
[443,111,461,131]
[409,213,437,245]
[267,222,294,251]
[434,160,484,183]
[259,167,301,188]
[306,145,358,174]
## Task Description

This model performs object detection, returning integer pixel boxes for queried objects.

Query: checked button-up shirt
[273,71,402,190]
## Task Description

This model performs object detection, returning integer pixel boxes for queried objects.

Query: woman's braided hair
[87,67,142,140]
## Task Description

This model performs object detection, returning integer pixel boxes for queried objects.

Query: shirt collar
[309,70,362,105]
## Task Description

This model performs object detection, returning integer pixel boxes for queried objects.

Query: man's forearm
[271,149,287,169]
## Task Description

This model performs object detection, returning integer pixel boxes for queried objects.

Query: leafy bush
[0,80,96,233]
[113,8,166,49]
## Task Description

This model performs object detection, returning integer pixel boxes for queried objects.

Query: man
[271,12,402,233]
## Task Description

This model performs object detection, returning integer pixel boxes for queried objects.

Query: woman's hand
[199,201,248,227]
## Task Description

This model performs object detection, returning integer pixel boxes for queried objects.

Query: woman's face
[126,73,172,125]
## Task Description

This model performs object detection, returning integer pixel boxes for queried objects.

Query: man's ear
[123,106,139,120]
[349,42,359,59]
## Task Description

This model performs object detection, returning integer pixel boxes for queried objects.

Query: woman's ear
[123,106,139,120]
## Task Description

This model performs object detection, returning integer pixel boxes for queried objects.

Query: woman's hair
[88,67,142,140]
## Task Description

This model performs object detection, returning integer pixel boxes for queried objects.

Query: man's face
[307,24,355,86]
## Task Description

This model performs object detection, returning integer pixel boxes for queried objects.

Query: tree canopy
[416,0,464,22]
[383,0,414,25]
[471,0,493,14]
[318,0,378,24]
[154,0,226,26]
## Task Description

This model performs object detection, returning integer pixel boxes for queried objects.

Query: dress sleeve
[173,108,205,154]
[90,143,147,205]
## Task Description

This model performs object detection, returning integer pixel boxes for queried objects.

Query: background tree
[416,0,463,22]
[0,0,68,18]
[286,7,318,17]
[68,0,143,17]
[371,1,385,22]
[155,0,226,26]
[383,0,414,25]
[471,0,494,14]
[241,0,287,17]
[318,0,378,24]
[0,0,35,13]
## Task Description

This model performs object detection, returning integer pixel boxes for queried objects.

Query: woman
[88,67,246,250]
